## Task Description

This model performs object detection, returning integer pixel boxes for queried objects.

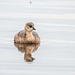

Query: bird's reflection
[14,43,40,62]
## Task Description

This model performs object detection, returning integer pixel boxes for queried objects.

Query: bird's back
[32,31,40,38]
[18,30,26,38]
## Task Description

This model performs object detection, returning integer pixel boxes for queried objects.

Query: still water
[0,0,75,75]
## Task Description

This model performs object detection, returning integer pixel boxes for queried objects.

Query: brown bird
[14,22,40,44]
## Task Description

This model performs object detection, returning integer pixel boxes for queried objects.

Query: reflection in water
[14,43,40,62]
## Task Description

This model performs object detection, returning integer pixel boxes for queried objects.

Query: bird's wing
[18,30,26,38]
[32,31,39,38]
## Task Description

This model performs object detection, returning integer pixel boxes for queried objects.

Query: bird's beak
[33,27,36,30]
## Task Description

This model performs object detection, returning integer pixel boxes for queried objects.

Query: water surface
[0,0,75,75]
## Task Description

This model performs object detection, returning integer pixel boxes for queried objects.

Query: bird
[14,22,40,44]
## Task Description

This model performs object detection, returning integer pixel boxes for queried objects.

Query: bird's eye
[29,25,32,28]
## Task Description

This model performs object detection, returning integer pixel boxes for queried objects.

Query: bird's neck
[25,31,33,38]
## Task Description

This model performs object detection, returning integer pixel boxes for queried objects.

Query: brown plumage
[14,22,40,44]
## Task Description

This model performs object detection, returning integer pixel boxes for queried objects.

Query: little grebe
[14,22,40,44]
